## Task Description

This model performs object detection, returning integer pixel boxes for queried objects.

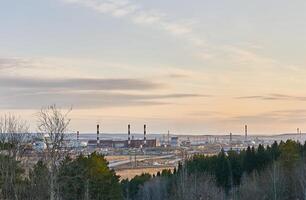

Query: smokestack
[97,124,100,147]
[245,125,248,141]
[128,124,131,147]
[167,130,170,146]
[144,124,147,146]
[297,128,300,134]
[230,132,232,149]
[77,131,79,141]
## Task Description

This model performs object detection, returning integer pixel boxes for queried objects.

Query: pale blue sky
[1,0,306,134]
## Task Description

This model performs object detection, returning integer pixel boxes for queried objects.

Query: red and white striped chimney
[97,124,100,147]
[144,124,147,146]
[128,124,131,147]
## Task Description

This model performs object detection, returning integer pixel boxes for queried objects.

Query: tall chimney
[77,131,79,141]
[144,124,147,146]
[167,130,170,146]
[245,125,248,141]
[128,124,131,147]
[97,124,100,147]
[230,132,232,149]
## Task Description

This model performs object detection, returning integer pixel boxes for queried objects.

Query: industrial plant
[25,123,306,179]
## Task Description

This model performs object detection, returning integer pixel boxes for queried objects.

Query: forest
[122,139,306,200]
[1,106,306,199]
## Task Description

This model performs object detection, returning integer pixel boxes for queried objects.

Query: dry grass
[116,167,174,180]
[105,155,130,162]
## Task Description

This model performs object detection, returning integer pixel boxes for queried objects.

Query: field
[116,166,174,180]
[105,155,175,180]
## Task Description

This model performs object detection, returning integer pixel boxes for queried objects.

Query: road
[108,154,175,168]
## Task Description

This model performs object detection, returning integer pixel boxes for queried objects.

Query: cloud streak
[0,76,162,91]
[0,90,204,109]
[63,0,296,72]
[62,0,204,46]
[231,109,306,124]
[0,58,33,70]
[0,76,206,109]
[237,93,306,101]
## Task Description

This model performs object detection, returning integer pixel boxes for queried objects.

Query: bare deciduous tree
[293,159,306,199]
[0,114,29,159]
[37,105,71,200]
[172,173,225,200]
[0,114,29,200]
[136,177,169,200]
[136,172,225,200]
[238,162,287,200]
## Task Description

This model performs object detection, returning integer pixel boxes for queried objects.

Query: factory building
[170,136,179,147]
[88,138,156,149]
[129,139,156,148]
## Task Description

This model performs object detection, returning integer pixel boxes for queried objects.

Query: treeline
[2,135,306,200]
[186,141,281,191]
[0,152,123,200]
[0,106,123,200]
[127,140,306,200]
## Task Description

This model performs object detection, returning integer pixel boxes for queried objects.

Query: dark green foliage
[242,146,257,173]
[279,140,300,169]
[271,141,281,159]
[215,149,231,190]
[3,139,306,200]
[129,140,306,200]
[58,152,123,200]
[227,150,243,186]
[161,169,172,177]
[131,140,306,199]
[0,142,14,151]
[185,142,283,192]
[121,173,151,199]
[252,144,268,172]
[28,160,50,200]
[173,167,177,175]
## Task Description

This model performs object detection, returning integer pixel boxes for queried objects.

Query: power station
[87,124,156,149]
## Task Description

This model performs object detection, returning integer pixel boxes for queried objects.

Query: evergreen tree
[255,144,269,171]
[227,150,243,186]
[123,173,152,199]
[243,146,256,173]
[58,152,123,200]
[215,149,230,191]
[28,160,50,200]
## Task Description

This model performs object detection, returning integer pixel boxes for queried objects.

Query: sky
[1,0,306,135]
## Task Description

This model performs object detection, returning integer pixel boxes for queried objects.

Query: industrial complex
[28,123,306,179]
